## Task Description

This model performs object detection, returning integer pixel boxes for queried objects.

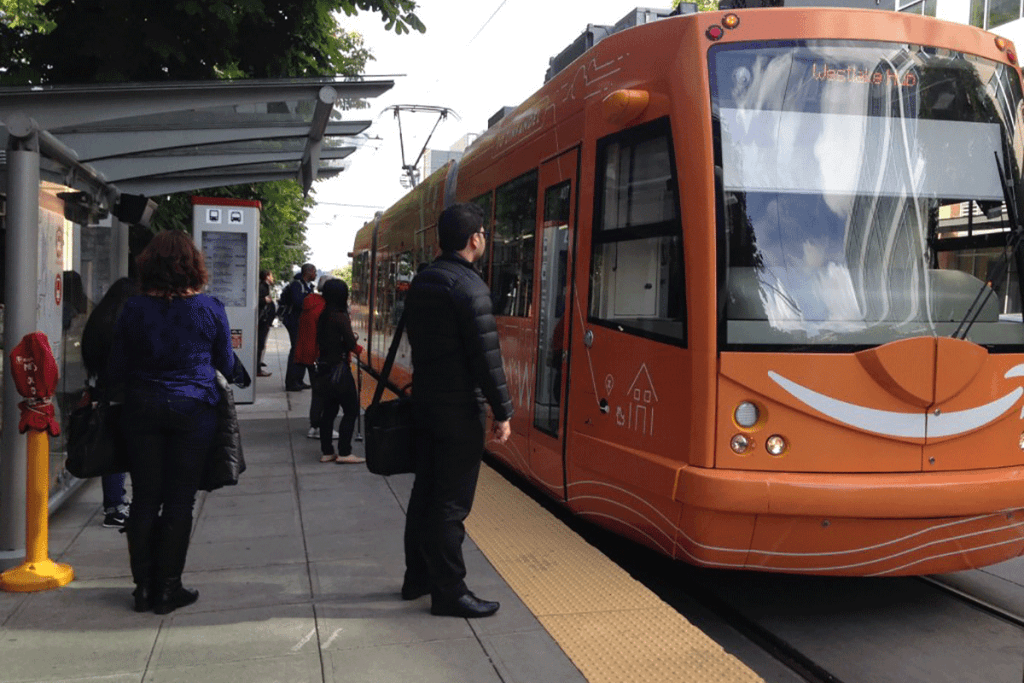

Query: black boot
[153,579,199,615]
[132,584,154,613]
[125,513,158,613]
[152,517,199,615]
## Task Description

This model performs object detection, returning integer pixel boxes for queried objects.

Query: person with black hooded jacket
[314,278,363,464]
[401,202,513,619]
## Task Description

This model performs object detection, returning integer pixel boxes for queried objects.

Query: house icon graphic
[626,364,658,435]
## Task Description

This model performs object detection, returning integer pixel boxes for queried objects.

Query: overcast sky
[305,0,663,271]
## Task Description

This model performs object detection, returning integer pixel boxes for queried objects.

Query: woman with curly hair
[107,230,236,614]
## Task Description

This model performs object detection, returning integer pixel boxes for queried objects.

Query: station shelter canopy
[0,77,394,561]
[0,76,395,214]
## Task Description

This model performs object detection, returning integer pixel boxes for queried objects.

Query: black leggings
[316,363,359,456]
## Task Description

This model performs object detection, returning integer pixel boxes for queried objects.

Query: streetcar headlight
[722,13,740,29]
[766,435,787,456]
[1018,431,1024,450]
[730,434,750,454]
[734,401,759,428]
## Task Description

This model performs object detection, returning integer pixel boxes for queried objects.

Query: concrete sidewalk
[0,325,585,683]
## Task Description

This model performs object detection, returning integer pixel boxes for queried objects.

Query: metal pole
[354,357,363,442]
[0,133,41,569]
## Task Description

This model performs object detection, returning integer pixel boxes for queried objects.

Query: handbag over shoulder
[66,388,129,478]
[363,312,414,476]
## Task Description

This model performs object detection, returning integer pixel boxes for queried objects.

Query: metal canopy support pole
[299,86,338,194]
[0,123,40,569]
[113,216,129,281]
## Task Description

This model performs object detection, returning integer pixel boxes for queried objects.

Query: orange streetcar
[352,3,1024,575]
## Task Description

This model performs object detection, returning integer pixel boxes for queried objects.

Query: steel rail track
[917,575,1024,631]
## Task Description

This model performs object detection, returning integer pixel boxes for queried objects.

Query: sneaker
[257,369,272,377]
[103,504,129,528]
[336,455,366,464]
[320,453,337,463]
[307,427,320,439]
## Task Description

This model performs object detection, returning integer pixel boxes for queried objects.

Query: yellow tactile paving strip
[468,466,764,683]
[356,369,762,682]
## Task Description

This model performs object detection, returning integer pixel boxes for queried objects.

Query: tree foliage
[0,0,422,83]
[0,0,422,275]
[0,0,54,33]
[331,264,353,286]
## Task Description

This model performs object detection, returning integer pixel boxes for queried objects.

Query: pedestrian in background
[281,262,316,391]
[80,276,138,529]
[314,278,363,464]
[295,274,338,441]
[107,230,236,615]
[401,203,513,619]
[256,269,275,377]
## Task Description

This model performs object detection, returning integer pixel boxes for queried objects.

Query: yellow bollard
[0,430,74,592]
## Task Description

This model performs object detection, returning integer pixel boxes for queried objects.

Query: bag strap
[371,311,407,407]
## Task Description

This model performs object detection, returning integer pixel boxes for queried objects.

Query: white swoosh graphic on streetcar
[768,371,1023,438]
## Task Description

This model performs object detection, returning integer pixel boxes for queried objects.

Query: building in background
[898,0,1022,42]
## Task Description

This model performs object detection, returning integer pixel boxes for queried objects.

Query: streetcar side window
[492,170,538,317]
[351,252,369,306]
[471,191,493,284]
[590,117,685,344]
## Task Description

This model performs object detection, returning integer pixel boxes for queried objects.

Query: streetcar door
[562,118,689,544]
[529,148,579,499]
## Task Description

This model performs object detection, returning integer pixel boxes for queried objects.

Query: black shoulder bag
[66,386,129,479]
[363,313,414,476]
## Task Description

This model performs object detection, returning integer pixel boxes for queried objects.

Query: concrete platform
[0,326,586,683]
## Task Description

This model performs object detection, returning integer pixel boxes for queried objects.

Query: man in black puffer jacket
[402,202,513,619]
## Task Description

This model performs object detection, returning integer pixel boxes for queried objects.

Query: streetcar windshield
[710,41,1024,350]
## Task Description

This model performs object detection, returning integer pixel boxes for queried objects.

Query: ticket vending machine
[191,197,260,404]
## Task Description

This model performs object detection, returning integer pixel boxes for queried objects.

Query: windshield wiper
[952,151,1024,340]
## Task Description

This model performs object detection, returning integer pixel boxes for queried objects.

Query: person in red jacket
[295,275,337,441]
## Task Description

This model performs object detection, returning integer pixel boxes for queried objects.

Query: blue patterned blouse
[108,293,236,405]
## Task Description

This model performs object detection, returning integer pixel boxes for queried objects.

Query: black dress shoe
[153,581,199,615]
[401,581,430,600]
[285,384,304,391]
[430,592,500,618]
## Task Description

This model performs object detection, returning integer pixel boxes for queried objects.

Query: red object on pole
[9,332,60,435]
[0,331,73,593]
